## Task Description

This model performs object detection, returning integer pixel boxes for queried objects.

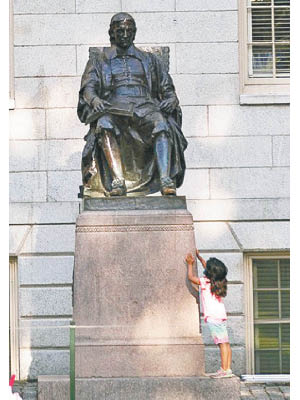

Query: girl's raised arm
[196,250,206,269]
[185,253,200,285]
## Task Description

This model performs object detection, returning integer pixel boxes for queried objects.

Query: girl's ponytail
[210,277,227,298]
[204,258,228,298]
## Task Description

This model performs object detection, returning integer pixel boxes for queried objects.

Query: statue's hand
[159,97,178,114]
[91,97,111,112]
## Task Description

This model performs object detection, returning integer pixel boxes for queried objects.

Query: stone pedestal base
[39,198,225,399]
[73,197,205,378]
[38,375,241,400]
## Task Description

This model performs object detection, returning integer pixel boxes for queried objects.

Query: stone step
[75,341,204,377]
[38,375,241,400]
[13,382,38,400]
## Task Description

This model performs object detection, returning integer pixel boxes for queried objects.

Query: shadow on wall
[19,287,71,380]
[18,228,74,380]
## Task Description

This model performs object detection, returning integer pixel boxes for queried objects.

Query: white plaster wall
[10,0,289,379]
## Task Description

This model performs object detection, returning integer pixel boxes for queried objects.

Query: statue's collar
[109,45,142,60]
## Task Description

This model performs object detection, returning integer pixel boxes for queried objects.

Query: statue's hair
[109,12,137,44]
[204,258,228,298]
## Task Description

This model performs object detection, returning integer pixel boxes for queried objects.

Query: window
[248,0,290,79]
[9,0,15,109]
[239,0,290,104]
[9,257,20,379]
[245,254,290,374]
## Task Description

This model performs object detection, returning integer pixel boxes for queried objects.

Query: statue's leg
[155,132,176,196]
[99,129,126,196]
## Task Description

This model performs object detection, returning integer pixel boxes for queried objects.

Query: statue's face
[113,21,135,49]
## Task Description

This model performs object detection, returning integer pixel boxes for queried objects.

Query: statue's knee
[97,128,115,145]
[152,121,169,136]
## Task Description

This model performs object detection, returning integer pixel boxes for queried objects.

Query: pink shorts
[206,317,229,344]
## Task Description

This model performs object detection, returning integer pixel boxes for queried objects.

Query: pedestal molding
[76,224,194,233]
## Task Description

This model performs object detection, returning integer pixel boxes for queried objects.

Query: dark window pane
[253,259,278,288]
[274,0,290,6]
[251,8,272,42]
[282,350,290,373]
[255,324,279,349]
[274,7,290,42]
[255,350,280,373]
[281,291,290,318]
[281,324,290,348]
[254,291,279,319]
[280,259,290,288]
[251,46,273,76]
[251,0,271,5]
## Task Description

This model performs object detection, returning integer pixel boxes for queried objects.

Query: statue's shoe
[161,186,176,195]
[160,177,176,196]
[110,178,127,196]
[110,187,126,196]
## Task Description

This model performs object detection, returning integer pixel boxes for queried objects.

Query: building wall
[10,0,290,379]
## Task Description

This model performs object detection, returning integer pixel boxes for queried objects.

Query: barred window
[248,0,290,78]
[239,1,290,103]
[252,258,290,374]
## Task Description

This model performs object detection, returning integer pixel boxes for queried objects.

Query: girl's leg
[218,342,232,370]
[226,343,232,370]
[218,343,227,370]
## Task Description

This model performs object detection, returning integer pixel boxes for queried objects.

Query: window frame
[9,0,15,109]
[238,0,290,104]
[9,256,20,380]
[244,252,290,374]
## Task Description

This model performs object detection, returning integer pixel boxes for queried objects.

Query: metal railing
[70,321,76,400]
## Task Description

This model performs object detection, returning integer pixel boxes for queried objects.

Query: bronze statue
[78,12,187,197]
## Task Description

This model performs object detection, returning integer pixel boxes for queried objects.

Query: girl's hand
[196,250,207,268]
[185,253,195,264]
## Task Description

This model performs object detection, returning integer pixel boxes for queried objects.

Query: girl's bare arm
[185,253,200,285]
[196,250,206,269]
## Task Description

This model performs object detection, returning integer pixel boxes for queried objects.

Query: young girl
[185,251,234,378]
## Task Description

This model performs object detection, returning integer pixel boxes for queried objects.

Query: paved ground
[14,380,290,399]
[240,382,290,399]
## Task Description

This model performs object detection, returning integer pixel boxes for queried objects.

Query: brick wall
[10,0,290,379]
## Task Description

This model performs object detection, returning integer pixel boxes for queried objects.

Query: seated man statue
[77,12,187,197]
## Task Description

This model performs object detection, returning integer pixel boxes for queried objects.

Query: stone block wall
[10,0,289,380]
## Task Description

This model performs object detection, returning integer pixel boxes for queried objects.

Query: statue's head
[109,12,137,48]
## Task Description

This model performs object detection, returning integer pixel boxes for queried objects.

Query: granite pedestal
[38,375,241,400]
[74,197,204,380]
[38,197,240,399]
